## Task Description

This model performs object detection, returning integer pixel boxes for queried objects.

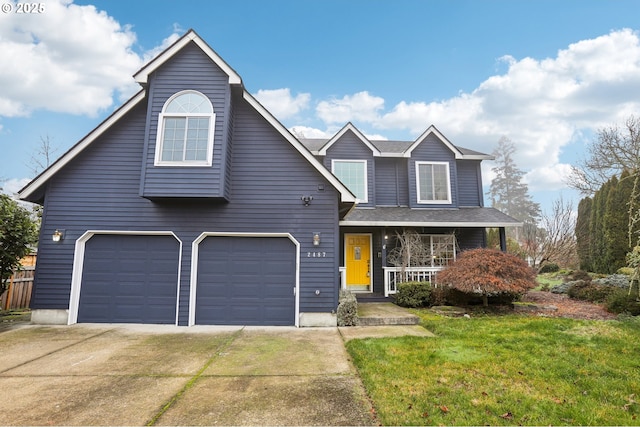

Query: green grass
[536,273,564,289]
[346,312,640,426]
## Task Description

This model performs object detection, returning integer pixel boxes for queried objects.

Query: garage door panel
[196,236,296,326]
[78,235,179,324]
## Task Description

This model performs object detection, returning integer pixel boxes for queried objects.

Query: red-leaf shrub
[436,248,537,306]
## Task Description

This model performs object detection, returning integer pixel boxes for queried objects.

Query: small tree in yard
[437,248,537,306]
[1,194,39,297]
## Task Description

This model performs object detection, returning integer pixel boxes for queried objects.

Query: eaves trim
[242,92,357,204]
[404,125,464,159]
[318,122,381,156]
[134,30,242,86]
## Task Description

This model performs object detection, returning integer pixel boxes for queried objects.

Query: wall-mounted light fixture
[312,232,321,246]
[52,229,64,242]
[301,195,313,206]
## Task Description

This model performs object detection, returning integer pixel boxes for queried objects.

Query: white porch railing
[339,267,347,290]
[383,266,443,297]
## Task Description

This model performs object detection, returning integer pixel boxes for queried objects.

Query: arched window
[155,90,215,166]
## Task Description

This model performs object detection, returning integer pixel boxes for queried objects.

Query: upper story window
[332,159,368,203]
[155,90,215,166]
[416,161,451,204]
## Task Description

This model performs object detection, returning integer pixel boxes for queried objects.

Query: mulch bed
[520,291,618,321]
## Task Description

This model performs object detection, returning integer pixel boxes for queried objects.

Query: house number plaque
[307,251,327,258]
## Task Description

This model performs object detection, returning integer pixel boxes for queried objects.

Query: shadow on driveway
[0,324,377,426]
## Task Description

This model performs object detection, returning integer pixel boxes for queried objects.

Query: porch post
[499,227,507,252]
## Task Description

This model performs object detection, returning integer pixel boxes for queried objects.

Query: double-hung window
[155,90,215,166]
[416,161,451,204]
[332,160,368,202]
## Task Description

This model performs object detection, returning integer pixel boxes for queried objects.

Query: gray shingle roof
[340,207,521,227]
[299,138,489,158]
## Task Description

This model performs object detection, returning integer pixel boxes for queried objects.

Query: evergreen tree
[603,176,626,273]
[590,179,612,273]
[488,137,541,223]
[487,137,541,243]
[575,197,592,271]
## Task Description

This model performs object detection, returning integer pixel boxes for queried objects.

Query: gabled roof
[19,30,357,206]
[134,29,242,86]
[317,122,381,156]
[404,125,492,160]
[300,123,493,160]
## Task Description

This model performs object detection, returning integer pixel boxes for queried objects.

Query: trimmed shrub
[566,270,592,283]
[568,281,617,303]
[606,289,640,315]
[337,290,358,326]
[539,263,560,273]
[395,281,431,308]
[550,281,576,294]
[429,284,449,306]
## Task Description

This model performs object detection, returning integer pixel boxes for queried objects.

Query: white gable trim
[242,92,357,203]
[134,30,242,86]
[18,90,147,201]
[404,125,464,159]
[318,123,381,156]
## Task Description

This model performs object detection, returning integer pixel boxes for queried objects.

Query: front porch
[342,266,444,299]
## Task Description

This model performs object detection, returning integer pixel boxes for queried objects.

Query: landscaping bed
[521,290,617,320]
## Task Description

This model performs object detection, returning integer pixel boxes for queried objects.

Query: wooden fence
[1,253,36,310]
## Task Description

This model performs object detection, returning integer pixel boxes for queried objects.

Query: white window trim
[416,161,452,204]
[154,90,215,167]
[331,159,368,203]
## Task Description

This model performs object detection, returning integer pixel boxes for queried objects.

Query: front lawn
[346,312,640,426]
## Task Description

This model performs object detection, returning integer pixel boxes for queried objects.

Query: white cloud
[1,177,31,197]
[523,164,574,192]
[289,126,332,139]
[299,29,640,209]
[316,91,385,125]
[254,88,310,120]
[0,0,180,117]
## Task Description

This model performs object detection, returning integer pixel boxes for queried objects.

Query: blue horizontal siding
[456,160,483,207]
[34,92,341,323]
[408,134,458,208]
[140,42,231,199]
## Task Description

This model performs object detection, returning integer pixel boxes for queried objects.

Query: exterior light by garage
[312,232,321,246]
[301,195,313,206]
[52,229,64,242]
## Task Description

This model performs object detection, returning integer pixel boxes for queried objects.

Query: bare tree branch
[27,135,59,177]
[568,115,640,195]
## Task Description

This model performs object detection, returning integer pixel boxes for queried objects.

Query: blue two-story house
[19,30,518,327]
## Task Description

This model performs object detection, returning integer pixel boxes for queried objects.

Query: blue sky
[3,0,640,215]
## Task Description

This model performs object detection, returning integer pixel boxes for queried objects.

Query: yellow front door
[345,234,371,292]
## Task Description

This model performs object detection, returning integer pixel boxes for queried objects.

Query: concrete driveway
[0,324,378,426]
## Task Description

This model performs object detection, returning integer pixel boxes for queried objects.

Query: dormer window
[332,159,368,203]
[155,90,215,166]
[416,161,451,204]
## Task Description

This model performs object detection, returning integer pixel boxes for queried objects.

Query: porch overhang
[339,206,522,228]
